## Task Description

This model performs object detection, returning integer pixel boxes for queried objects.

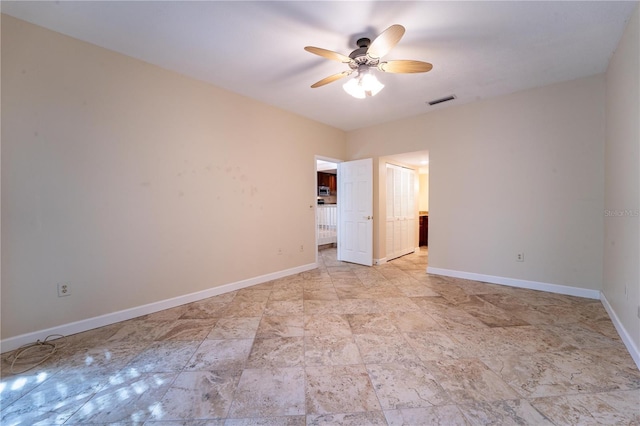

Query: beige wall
[3,10,636,354]
[603,4,640,351]
[348,74,606,290]
[1,15,346,339]
[419,173,429,212]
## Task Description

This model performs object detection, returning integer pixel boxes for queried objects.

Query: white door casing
[338,158,373,266]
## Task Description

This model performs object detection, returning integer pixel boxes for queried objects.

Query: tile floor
[1,247,639,425]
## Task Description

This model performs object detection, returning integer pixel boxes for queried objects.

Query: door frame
[375,152,428,265]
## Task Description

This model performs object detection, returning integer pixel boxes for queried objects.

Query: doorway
[315,157,339,262]
[385,163,418,261]
[315,153,426,267]
[315,157,375,267]
[378,150,429,264]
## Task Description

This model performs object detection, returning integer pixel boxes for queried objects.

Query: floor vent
[427,95,456,106]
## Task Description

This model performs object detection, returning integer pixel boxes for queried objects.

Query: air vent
[427,95,456,106]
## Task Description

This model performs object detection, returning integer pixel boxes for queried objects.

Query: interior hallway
[1,247,639,425]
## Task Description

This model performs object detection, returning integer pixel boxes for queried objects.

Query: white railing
[317,204,337,245]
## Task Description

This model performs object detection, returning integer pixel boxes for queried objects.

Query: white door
[337,158,373,266]
[386,163,417,261]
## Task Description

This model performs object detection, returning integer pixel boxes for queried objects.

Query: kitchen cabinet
[419,215,428,246]
[317,172,337,193]
[317,172,327,187]
[329,174,336,192]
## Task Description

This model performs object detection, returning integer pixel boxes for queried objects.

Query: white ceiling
[2,1,636,132]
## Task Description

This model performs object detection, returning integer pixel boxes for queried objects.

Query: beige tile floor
[1,247,639,425]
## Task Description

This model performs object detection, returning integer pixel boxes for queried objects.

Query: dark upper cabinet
[328,174,336,192]
[317,172,327,187]
[318,172,337,193]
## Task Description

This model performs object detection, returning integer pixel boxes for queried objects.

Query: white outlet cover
[57,283,71,297]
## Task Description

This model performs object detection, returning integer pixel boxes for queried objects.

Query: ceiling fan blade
[378,60,433,73]
[310,71,353,88]
[304,46,353,64]
[367,24,405,59]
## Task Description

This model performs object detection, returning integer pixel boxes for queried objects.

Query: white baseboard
[600,293,640,371]
[1,262,318,353]
[426,267,601,299]
[427,267,639,370]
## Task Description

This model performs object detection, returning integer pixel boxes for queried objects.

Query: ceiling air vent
[427,95,456,106]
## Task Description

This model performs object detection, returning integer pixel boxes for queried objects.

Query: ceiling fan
[304,24,433,98]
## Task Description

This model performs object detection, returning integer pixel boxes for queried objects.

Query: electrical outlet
[57,283,71,297]
[300,245,304,252]
[516,252,524,262]
[277,248,283,255]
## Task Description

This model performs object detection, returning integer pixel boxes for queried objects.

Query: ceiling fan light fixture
[343,69,384,99]
[361,72,384,96]
[306,24,432,95]
[343,77,366,99]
